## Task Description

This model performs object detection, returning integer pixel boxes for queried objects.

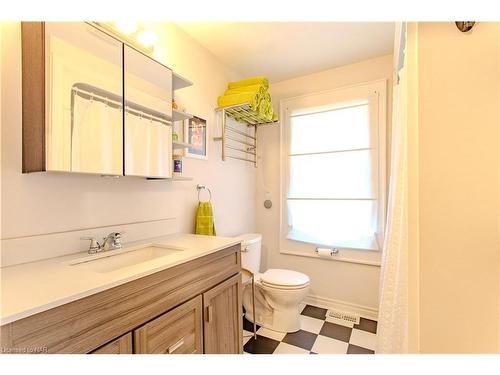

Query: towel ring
[197,184,212,202]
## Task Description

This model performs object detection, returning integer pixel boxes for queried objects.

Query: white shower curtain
[72,95,122,175]
[377,22,409,353]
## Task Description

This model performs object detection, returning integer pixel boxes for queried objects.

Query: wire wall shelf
[217,103,277,126]
[214,103,278,167]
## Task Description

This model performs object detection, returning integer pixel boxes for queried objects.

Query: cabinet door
[92,333,132,354]
[134,295,203,354]
[43,22,124,175]
[203,273,243,354]
[124,45,173,178]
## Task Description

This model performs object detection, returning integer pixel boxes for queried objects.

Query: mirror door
[123,45,173,178]
[44,22,123,175]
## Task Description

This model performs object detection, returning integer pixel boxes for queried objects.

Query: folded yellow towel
[217,76,277,123]
[218,92,275,120]
[217,92,264,111]
[224,84,267,96]
[195,202,216,236]
[228,76,269,90]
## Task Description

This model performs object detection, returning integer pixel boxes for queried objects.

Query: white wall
[0,24,3,249]
[0,22,255,264]
[256,55,393,315]
[413,22,500,353]
[406,22,421,353]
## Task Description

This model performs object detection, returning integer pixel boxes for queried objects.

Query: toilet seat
[258,269,310,290]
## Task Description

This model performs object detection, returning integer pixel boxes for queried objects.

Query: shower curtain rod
[72,83,172,126]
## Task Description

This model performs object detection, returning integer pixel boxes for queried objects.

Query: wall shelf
[172,109,193,122]
[216,103,278,127]
[173,72,193,91]
[147,175,193,181]
[173,141,192,150]
[214,103,278,167]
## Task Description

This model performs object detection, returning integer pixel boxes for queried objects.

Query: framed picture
[184,115,208,160]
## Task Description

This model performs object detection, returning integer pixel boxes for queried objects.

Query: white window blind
[282,82,386,252]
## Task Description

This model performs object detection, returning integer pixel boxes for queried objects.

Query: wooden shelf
[172,109,193,122]
[173,72,193,91]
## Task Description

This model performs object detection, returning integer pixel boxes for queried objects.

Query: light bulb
[137,30,158,47]
[114,21,138,35]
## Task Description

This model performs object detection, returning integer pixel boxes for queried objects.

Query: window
[280,80,387,258]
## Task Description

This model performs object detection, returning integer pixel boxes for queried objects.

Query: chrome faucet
[102,232,123,251]
[81,232,124,254]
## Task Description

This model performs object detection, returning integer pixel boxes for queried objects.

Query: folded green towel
[195,202,216,236]
[228,76,269,90]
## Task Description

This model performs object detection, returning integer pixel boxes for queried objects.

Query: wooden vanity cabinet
[203,274,243,354]
[92,333,133,354]
[0,244,242,354]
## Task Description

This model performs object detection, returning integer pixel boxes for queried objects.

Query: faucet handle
[103,231,124,249]
[104,231,124,239]
[81,237,101,254]
[113,232,123,248]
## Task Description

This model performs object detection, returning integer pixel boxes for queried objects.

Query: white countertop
[0,234,241,325]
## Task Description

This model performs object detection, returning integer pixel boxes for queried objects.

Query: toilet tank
[238,233,262,274]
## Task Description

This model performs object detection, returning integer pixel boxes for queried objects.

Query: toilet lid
[260,269,310,288]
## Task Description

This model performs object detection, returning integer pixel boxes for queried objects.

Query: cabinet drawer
[134,295,203,354]
[92,333,132,354]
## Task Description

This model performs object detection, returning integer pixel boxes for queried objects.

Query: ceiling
[175,22,395,83]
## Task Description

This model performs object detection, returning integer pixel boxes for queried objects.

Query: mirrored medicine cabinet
[21,22,178,179]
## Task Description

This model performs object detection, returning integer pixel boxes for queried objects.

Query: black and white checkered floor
[243,303,377,354]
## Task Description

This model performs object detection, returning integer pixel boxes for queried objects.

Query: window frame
[279,79,387,265]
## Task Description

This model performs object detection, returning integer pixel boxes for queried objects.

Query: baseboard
[304,294,379,321]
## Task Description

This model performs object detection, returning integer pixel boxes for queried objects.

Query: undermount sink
[68,244,184,273]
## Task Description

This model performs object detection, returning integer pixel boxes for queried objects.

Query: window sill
[287,231,381,252]
[279,247,381,267]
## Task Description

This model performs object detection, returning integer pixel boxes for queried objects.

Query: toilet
[238,233,310,333]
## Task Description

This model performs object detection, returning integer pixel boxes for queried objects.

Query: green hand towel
[228,76,269,90]
[195,202,216,236]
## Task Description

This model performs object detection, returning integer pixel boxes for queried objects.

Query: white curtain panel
[377,22,409,353]
[72,95,122,175]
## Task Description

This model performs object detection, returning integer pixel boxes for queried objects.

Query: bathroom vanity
[0,236,243,354]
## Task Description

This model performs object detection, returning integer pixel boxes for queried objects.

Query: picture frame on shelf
[184,115,208,160]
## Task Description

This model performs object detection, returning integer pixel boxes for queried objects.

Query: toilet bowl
[238,233,310,333]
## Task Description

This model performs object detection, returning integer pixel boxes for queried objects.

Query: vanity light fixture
[114,21,139,35]
[136,30,158,48]
[92,22,156,55]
